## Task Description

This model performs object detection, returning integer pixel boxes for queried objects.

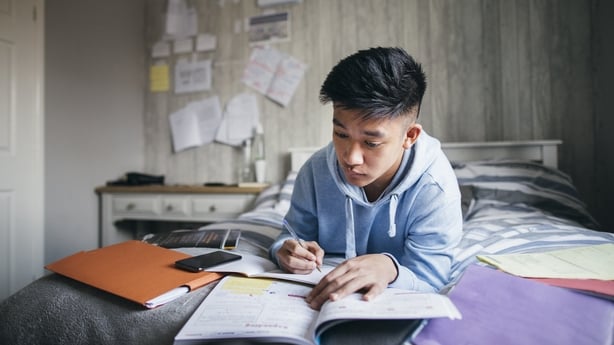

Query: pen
[283,219,321,272]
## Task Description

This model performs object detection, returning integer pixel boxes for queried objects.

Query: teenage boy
[269,47,462,310]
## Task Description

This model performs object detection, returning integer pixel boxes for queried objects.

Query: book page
[251,265,334,286]
[318,289,461,321]
[174,276,318,345]
[209,253,278,275]
[314,289,461,337]
[208,252,334,286]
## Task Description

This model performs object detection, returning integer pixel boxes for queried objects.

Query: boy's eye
[365,141,380,148]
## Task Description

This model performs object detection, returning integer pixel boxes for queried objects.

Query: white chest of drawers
[96,185,264,246]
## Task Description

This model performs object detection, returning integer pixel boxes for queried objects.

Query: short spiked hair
[320,47,426,121]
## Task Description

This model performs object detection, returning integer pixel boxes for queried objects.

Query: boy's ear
[403,123,422,149]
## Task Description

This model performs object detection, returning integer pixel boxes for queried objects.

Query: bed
[1,140,612,345]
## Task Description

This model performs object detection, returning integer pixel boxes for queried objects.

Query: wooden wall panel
[143,0,598,221]
[482,0,503,141]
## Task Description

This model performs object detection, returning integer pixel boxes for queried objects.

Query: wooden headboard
[289,140,562,172]
[441,140,562,168]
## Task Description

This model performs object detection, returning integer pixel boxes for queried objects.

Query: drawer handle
[209,205,216,212]
[166,204,174,212]
[126,203,135,211]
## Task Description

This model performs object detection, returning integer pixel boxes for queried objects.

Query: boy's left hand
[305,253,398,310]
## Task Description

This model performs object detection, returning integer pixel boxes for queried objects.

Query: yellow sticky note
[221,276,273,295]
[150,64,169,92]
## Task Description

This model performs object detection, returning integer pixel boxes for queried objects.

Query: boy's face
[332,106,421,195]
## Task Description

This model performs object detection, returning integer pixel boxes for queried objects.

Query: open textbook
[174,276,461,345]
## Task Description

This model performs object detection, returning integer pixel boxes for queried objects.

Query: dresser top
[95,184,267,194]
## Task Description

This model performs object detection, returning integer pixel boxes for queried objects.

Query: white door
[0,0,44,301]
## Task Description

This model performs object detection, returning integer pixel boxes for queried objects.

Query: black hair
[319,47,427,121]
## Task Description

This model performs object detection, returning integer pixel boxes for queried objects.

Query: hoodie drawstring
[344,194,399,259]
[344,196,356,259]
[388,194,398,237]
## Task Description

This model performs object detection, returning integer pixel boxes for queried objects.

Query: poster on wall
[248,12,290,45]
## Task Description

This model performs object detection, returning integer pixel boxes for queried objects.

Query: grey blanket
[0,273,216,345]
[0,228,281,345]
[0,273,417,345]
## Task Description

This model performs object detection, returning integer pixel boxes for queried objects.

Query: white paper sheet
[151,41,171,58]
[165,0,198,38]
[477,243,614,280]
[215,93,260,146]
[173,38,193,54]
[169,96,223,152]
[196,33,217,52]
[175,58,212,94]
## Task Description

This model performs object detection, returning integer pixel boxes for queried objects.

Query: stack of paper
[477,243,614,297]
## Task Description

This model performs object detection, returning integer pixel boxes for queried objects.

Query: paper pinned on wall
[173,38,193,54]
[165,0,198,39]
[247,12,290,45]
[242,46,307,107]
[175,58,212,94]
[242,46,284,95]
[215,93,260,147]
[266,55,307,107]
[169,96,223,152]
[149,64,170,92]
[196,33,217,52]
[152,41,171,58]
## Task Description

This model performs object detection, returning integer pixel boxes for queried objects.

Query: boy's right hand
[276,239,324,274]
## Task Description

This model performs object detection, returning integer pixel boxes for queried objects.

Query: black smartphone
[175,251,242,272]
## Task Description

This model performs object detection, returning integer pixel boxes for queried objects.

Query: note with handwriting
[477,243,614,280]
[242,46,306,107]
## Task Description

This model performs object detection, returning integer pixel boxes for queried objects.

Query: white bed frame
[289,140,562,172]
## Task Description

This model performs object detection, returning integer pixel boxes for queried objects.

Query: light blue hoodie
[269,131,462,292]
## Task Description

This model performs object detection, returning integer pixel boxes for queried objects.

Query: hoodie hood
[325,132,442,258]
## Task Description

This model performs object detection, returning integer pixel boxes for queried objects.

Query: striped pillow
[453,160,599,229]
[252,183,281,210]
[274,171,297,215]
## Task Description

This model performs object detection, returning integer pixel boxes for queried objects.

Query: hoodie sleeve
[268,162,320,267]
[388,181,463,292]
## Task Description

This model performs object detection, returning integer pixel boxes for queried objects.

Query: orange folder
[45,240,224,308]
